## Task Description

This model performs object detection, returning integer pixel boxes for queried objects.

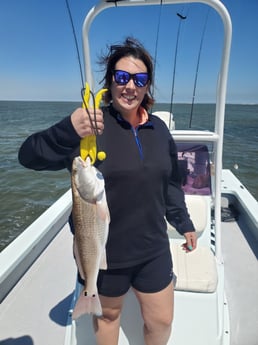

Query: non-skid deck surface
[222,219,258,345]
[0,225,76,345]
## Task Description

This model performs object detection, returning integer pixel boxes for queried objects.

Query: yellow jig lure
[80,83,107,164]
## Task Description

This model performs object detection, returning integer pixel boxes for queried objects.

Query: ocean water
[0,101,257,251]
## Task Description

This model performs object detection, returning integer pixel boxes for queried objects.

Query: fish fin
[72,291,102,320]
[99,249,107,270]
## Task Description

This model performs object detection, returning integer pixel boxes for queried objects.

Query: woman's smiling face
[111,56,149,118]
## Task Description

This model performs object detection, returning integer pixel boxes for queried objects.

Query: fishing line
[65,0,98,135]
[80,88,98,136]
[65,0,84,88]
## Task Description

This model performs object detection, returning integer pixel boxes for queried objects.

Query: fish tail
[72,291,102,320]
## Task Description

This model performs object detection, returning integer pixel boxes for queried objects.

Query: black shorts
[96,250,173,297]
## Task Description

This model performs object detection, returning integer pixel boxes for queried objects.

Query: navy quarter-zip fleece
[18,104,194,269]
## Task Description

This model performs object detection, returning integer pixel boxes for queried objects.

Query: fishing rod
[189,9,210,128]
[152,1,163,99]
[169,10,187,118]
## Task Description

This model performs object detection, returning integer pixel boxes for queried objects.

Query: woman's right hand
[71,108,104,138]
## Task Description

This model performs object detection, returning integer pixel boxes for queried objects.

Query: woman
[19,37,197,345]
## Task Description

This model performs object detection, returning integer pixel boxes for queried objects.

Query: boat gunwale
[0,190,72,302]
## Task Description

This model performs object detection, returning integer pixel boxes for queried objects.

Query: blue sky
[0,0,257,104]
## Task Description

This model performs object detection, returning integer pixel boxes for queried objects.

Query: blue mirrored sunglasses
[113,70,149,87]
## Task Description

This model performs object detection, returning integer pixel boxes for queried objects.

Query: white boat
[1,1,258,345]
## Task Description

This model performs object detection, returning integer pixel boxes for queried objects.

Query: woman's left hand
[182,231,197,252]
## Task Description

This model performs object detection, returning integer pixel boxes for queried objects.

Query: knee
[98,307,121,323]
[93,307,121,335]
[143,311,173,333]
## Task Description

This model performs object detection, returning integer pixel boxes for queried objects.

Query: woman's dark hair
[99,37,155,110]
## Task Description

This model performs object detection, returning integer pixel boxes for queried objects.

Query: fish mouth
[76,156,90,167]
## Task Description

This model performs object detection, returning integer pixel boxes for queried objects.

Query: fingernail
[188,245,193,251]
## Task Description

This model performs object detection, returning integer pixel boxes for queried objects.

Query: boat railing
[172,130,219,142]
[0,190,72,302]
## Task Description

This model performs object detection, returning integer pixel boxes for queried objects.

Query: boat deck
[0,224,76,345]
[222,211,258,345]
[1,198,258,345]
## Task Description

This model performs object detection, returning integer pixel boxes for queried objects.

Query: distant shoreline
[1,100,257,106]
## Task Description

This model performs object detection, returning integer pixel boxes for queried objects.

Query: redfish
[71,156,110,319]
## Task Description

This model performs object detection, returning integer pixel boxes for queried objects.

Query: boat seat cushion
[171,243,218,293]
[167,195,208,234]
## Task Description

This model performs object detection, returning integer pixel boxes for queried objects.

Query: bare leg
[93,294,125,345]
[134,282,174,345]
